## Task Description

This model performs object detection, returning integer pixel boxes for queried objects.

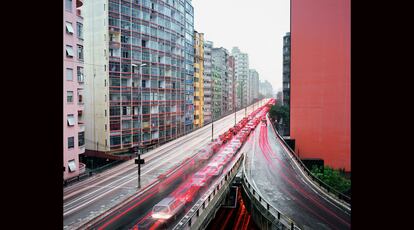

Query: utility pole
[211,120,214,142]
[234,110,236,126]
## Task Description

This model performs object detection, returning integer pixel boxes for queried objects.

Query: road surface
[63,101,265,229]
[243,117,351,230]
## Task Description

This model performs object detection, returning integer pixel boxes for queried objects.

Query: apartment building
[203,41,213,124]
[249,69,260,103]
[282,32,291,106]
[212,47,230,120]
[259,80,273,98]
[193,31,204,128]
[83,0,194,158]
[184,0,194,133]
[227,55,235,113]
[231,47,249,109]
[64,0,86,180]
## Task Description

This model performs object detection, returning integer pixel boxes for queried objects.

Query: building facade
[203,40,213,124]
[64,0,86,180]
[211,67,222,120]
[259,80,273,98]
[291,0,350,171]
[211,47,226,120]
[249,69,259,103]
[184,0,194,133]
[276,91,283,103]
[231,47,249,109]
[193,31,204,128]
[227,56,235,113]
[83,0,193,158]
[282,32,291,106]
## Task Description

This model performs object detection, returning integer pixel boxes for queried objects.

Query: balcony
[109,41,121,49]
[79,145,85,154]
[78,123,85,131]
[77,74,84,84]
[79,162,86,174]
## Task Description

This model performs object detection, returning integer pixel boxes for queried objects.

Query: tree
[269,104,289,124]
[311,165,351,194]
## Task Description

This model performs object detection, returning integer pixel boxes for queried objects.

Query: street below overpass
[243,116,351,230]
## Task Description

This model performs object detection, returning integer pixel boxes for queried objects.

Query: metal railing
[268,116,351,206]
[242,154,301,230]
[173,153,244,230]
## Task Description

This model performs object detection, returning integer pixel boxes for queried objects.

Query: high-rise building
[203,41,213,124]
[227,56,235,113]
[249,69,259,103]
[276,91,283,103]
[64,0,86,180]
[184,0,195,133]
[83,0,193,158]
[259,80,273,98]
[282,32,291,106]
[231,47,249,109]
[291,0,350,171]
[211,47,228,120]
[193,31,204,128]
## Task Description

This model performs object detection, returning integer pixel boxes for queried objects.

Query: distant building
[193,31,204,128]
[291,0,350,171]
[203,41,213,124]
[64,0,86,180]
[249,69,260,103]
[282,32,291,106]
[231,47,249,109]
[276,91,283,104]
[227,56,235,113]
[212,47,229,120]
[259,80,273,98]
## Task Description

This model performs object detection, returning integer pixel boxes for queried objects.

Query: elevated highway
[65,98,351,230]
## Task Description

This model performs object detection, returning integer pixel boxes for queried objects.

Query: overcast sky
[192,0,290,93]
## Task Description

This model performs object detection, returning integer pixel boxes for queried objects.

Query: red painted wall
[291,0,350,171]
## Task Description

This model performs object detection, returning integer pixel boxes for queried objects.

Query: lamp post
[131,63,147,189]
[211,119,214,142]
[132,63,147,152]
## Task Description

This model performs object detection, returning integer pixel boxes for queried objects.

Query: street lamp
[132,63,147,151]
[131,63,147,189]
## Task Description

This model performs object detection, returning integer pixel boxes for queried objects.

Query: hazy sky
[192,0,290,92]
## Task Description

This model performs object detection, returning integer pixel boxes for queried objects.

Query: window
[77,45,84,60]
[78,90,83,104]
[68,159,76,172]
[65,0,72,12]
[78,132,85,146]
[77,67,84,82]
[77,22,83,39]
[66,45,74,57]
[110,135,121,146]
[66,68,73,81]
[67,114,75,126]
[65,22,74,34]
[67,91,73,103]
[68,137,75,149]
